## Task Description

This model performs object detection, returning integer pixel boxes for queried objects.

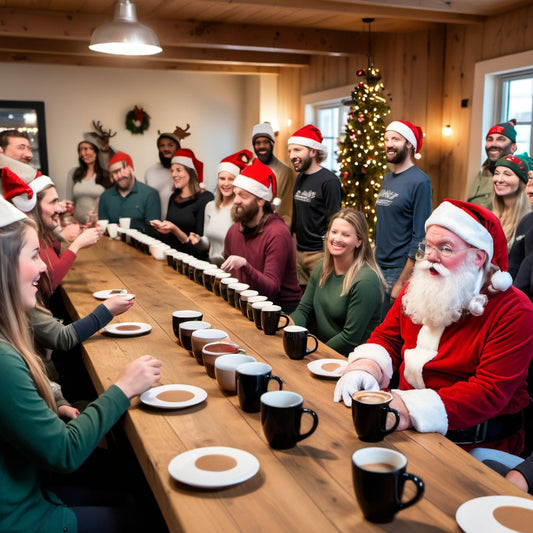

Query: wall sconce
[442,124,452,137]
[89,0,162,56]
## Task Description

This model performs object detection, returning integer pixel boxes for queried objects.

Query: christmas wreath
[125,105,150,135]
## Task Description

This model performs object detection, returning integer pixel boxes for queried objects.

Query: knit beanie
[495,152,533,184]
[487,119,517,143]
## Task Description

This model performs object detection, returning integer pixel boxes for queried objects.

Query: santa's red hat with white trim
[288,124,327,152]
[386,120,424,159]
[233,158,278,205]
[425,199,512,315]
[217,150,253,177]
[2,167,54,212]
[171,148,204,183]
[0,195,26,227]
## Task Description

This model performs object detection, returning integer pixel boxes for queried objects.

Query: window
[497,71,533,154]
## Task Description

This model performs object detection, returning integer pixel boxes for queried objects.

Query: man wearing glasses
[98,151,161,233]
[335,199,533,454]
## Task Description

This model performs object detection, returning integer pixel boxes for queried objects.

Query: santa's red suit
[346,283,533,453]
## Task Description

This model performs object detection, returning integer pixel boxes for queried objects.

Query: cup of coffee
[351,447,424,523]
[220,277,239,301]
[246,295,268,321]
[191,329,229,365]
[282,326,318,360]
[107,223,119,239]
[351,390,400,442]
[215,354,256,393]
[178,320,211,352]
[213,271,231,296]
[260,391,319,449]
[239,290,259,317]
[202,341,244,378]
[261,305,290,335]
[118,217,131,229]
[227,282,249,308]
[252,300,274,330]
[97,219,109,233]
[172,310,203,338]
[236,362,283,413]
[202,268,220,292]
[231,283,250,309]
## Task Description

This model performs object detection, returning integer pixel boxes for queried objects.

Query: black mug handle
[268,375,283,390]
[306,333,319,355]
[381,406,400,436]
[398,473,425,511]
[297,407,319,442]
[277,313,290,331]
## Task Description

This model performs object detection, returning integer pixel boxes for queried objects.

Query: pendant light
[89,0,162,56]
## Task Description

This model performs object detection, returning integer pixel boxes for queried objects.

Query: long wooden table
[61,236,532,533]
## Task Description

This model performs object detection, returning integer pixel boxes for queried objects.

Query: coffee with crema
[354,391,392,404]
[361,462,396,472]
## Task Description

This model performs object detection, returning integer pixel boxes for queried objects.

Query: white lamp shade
[89,0,162,56]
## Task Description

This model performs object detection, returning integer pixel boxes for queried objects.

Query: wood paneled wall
[279,2,533,206]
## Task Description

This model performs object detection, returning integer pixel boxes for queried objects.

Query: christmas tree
[338,67,390,241]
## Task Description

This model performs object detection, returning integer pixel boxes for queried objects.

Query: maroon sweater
[223,213,301,311]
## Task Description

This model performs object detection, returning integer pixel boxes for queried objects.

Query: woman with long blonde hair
[492,152,532,249]
[290,208,384,356]
[0,198,161,532]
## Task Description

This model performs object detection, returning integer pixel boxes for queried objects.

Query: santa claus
[335,199,533,453]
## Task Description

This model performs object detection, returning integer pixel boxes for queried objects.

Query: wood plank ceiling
[0,0,529,73]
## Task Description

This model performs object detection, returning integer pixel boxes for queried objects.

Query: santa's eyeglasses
[417,241,473,259]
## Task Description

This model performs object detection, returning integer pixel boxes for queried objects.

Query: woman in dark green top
[291,208,384,356]
[0,199,161,533]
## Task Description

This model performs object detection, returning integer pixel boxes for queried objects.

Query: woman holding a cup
[290,208,384,356]
[151,148,213,259]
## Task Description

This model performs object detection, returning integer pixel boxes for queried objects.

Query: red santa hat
[109,151,134,170]
[425,199,512,313]
[171,148,204,183]
[386,120,424,159]
[233,158,278,204]
[217,150,253,177]
[2,167,54,212]
[0,196,27,227]
[288,124,327,152]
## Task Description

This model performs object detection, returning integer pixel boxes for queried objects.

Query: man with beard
[334,199,533,454]
[252,122,295,226]
[144,132,181,219]
[222,158,301,312]
[376,120,432,318]
[289,124,342,287]
[467,120,517,210]
[99,152,160,233]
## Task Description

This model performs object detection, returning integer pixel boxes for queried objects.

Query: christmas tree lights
[338,67,390,241]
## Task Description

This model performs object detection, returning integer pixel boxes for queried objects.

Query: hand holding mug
[333,370,380,407]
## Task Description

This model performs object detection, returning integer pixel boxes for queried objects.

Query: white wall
[0,62,262,199]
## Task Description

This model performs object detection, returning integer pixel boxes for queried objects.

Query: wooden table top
[61,236,532,533]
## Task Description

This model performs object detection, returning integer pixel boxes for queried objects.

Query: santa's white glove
[333,370,380,407]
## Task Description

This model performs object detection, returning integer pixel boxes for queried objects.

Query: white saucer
[140,384,207,409]
[168,446,260,488]
[307,358,347,378]
[104,322,151,336]
[456,495,533,532]
[93,289,134,300]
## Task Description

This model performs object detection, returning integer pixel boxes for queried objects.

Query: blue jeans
[379,265,404,320]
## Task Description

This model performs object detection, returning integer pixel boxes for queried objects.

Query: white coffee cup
[215,353,256,392]
[97,219,109,232]
[107,223,119,239]
[118,217,131,229]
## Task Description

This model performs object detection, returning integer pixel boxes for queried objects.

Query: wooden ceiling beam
[0,50,280,74]
[0,8,366,55]
[0,36,309,67]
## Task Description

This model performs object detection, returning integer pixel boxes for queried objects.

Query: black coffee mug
[351,390,400,442]
[282,326,318,360]
[236,362,283,413]
[171,310,203,338]
[352,447,424,523]
[261,305,290,336]
[260,390,319,449]
[252,301,273,330]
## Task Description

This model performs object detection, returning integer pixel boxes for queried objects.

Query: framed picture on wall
[0,100,48,175]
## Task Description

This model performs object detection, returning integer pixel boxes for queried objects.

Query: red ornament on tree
[357,69,365,77]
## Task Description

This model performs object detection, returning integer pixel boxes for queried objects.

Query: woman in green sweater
[291,208,384,356]
[0,197,161,532]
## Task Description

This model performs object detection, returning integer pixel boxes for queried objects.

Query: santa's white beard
[403,259,481,328]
